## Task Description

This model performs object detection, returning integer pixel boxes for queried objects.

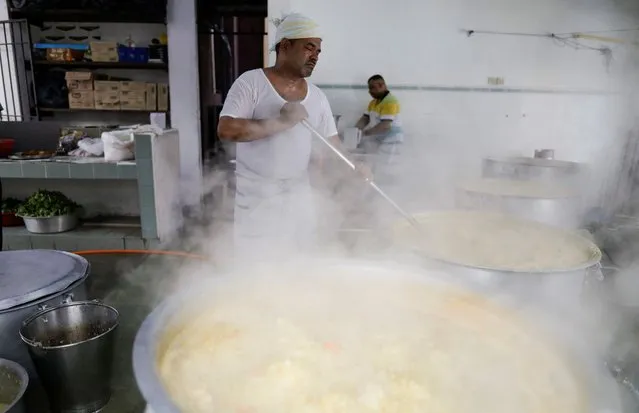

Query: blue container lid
[0,250,89,311]
[33,43,89,51]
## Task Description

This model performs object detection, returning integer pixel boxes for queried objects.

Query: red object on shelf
[0,138,15,158]
[2,212,23,227]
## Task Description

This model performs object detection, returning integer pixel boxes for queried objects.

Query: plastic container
[0,139,15,158]
[117,46,149,63]
[1,212,23,227]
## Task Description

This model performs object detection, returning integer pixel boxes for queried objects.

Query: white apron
[233,171,317,263]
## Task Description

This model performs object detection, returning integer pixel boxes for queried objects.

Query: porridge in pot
[157,267,588,413]
[393,210,600,271]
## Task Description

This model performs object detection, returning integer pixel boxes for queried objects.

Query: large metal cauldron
[482,156,582,182]
[133,260,621,413]
[0,358,28,413]
[0,250,90,381]
[390,211,603,313]
[455,177,584,229]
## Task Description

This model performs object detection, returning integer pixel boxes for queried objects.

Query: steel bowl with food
[0,358,28,413]
[391,210,602,312]
[133,260,620,413]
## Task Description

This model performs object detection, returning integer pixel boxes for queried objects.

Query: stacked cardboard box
[64,72,168,111]
[65,72,94,109]
[94,81,120,110]
[146,83,157,111]
[157,83,169,111]
[119,81,147,111]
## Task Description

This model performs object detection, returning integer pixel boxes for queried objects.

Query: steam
[116,17,639,412]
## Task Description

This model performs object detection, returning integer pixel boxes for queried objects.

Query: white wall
[268,0,639,211]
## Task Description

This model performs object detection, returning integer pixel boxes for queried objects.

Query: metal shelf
[9,9,167,25]
[39,107,167,113]
[31,60,168,70]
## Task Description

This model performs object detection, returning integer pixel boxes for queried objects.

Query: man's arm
[218,117,294,142]
[362,119,392,136]
[217,76,300,142]
[355,114,370,130]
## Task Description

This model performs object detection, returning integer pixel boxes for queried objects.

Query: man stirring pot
[218,13,363,261]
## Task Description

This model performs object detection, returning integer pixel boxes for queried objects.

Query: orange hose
[73,249,208,261]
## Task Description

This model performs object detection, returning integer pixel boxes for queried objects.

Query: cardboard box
[157,83,169,111]
[68,91,94,109]
[94,90,120,110]
[91,52,118,62]
[65,71,93,91]
[90,41,117,53]
[90,41,118,62]
[119,81,147,92]
[145,83,157,111]
[120,90,146,111]
[93,81,120,92]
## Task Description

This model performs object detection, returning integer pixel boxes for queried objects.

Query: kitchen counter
[1,131,182,251]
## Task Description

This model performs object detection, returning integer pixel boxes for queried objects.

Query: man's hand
[355,162,373,180]
[280,102,308,125]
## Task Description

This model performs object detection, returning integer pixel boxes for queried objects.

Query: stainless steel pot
[386,210,604,313]
[455,178,584,229]
[482,156,582,182]
[422,256,603,316]
[133,260,622,413]
[0,358,28,413]
[0,250,90,381]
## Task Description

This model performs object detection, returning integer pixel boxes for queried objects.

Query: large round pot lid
[0,250,89,311]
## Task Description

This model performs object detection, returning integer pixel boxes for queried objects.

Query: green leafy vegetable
[17,190,80,218]
[1,197,22,213]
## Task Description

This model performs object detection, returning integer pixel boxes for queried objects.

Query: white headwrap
[270,13,322,52]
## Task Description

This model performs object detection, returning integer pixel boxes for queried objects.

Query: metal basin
[0,358,28,413]
[20,301,119,413]
[20,215,78,234]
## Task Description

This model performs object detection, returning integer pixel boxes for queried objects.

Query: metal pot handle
[35,292,75,312]
[62,293,74,304]
[581,263,605,305]
[583,263,604,286]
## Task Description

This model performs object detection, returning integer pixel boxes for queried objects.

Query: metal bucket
[0,250,90,381]
[19,301,119,413]
[0,358,28,413]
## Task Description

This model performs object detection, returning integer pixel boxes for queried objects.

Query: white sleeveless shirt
[220,69,337,180]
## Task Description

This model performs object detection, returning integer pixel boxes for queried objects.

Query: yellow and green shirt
[365,93,403,143]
